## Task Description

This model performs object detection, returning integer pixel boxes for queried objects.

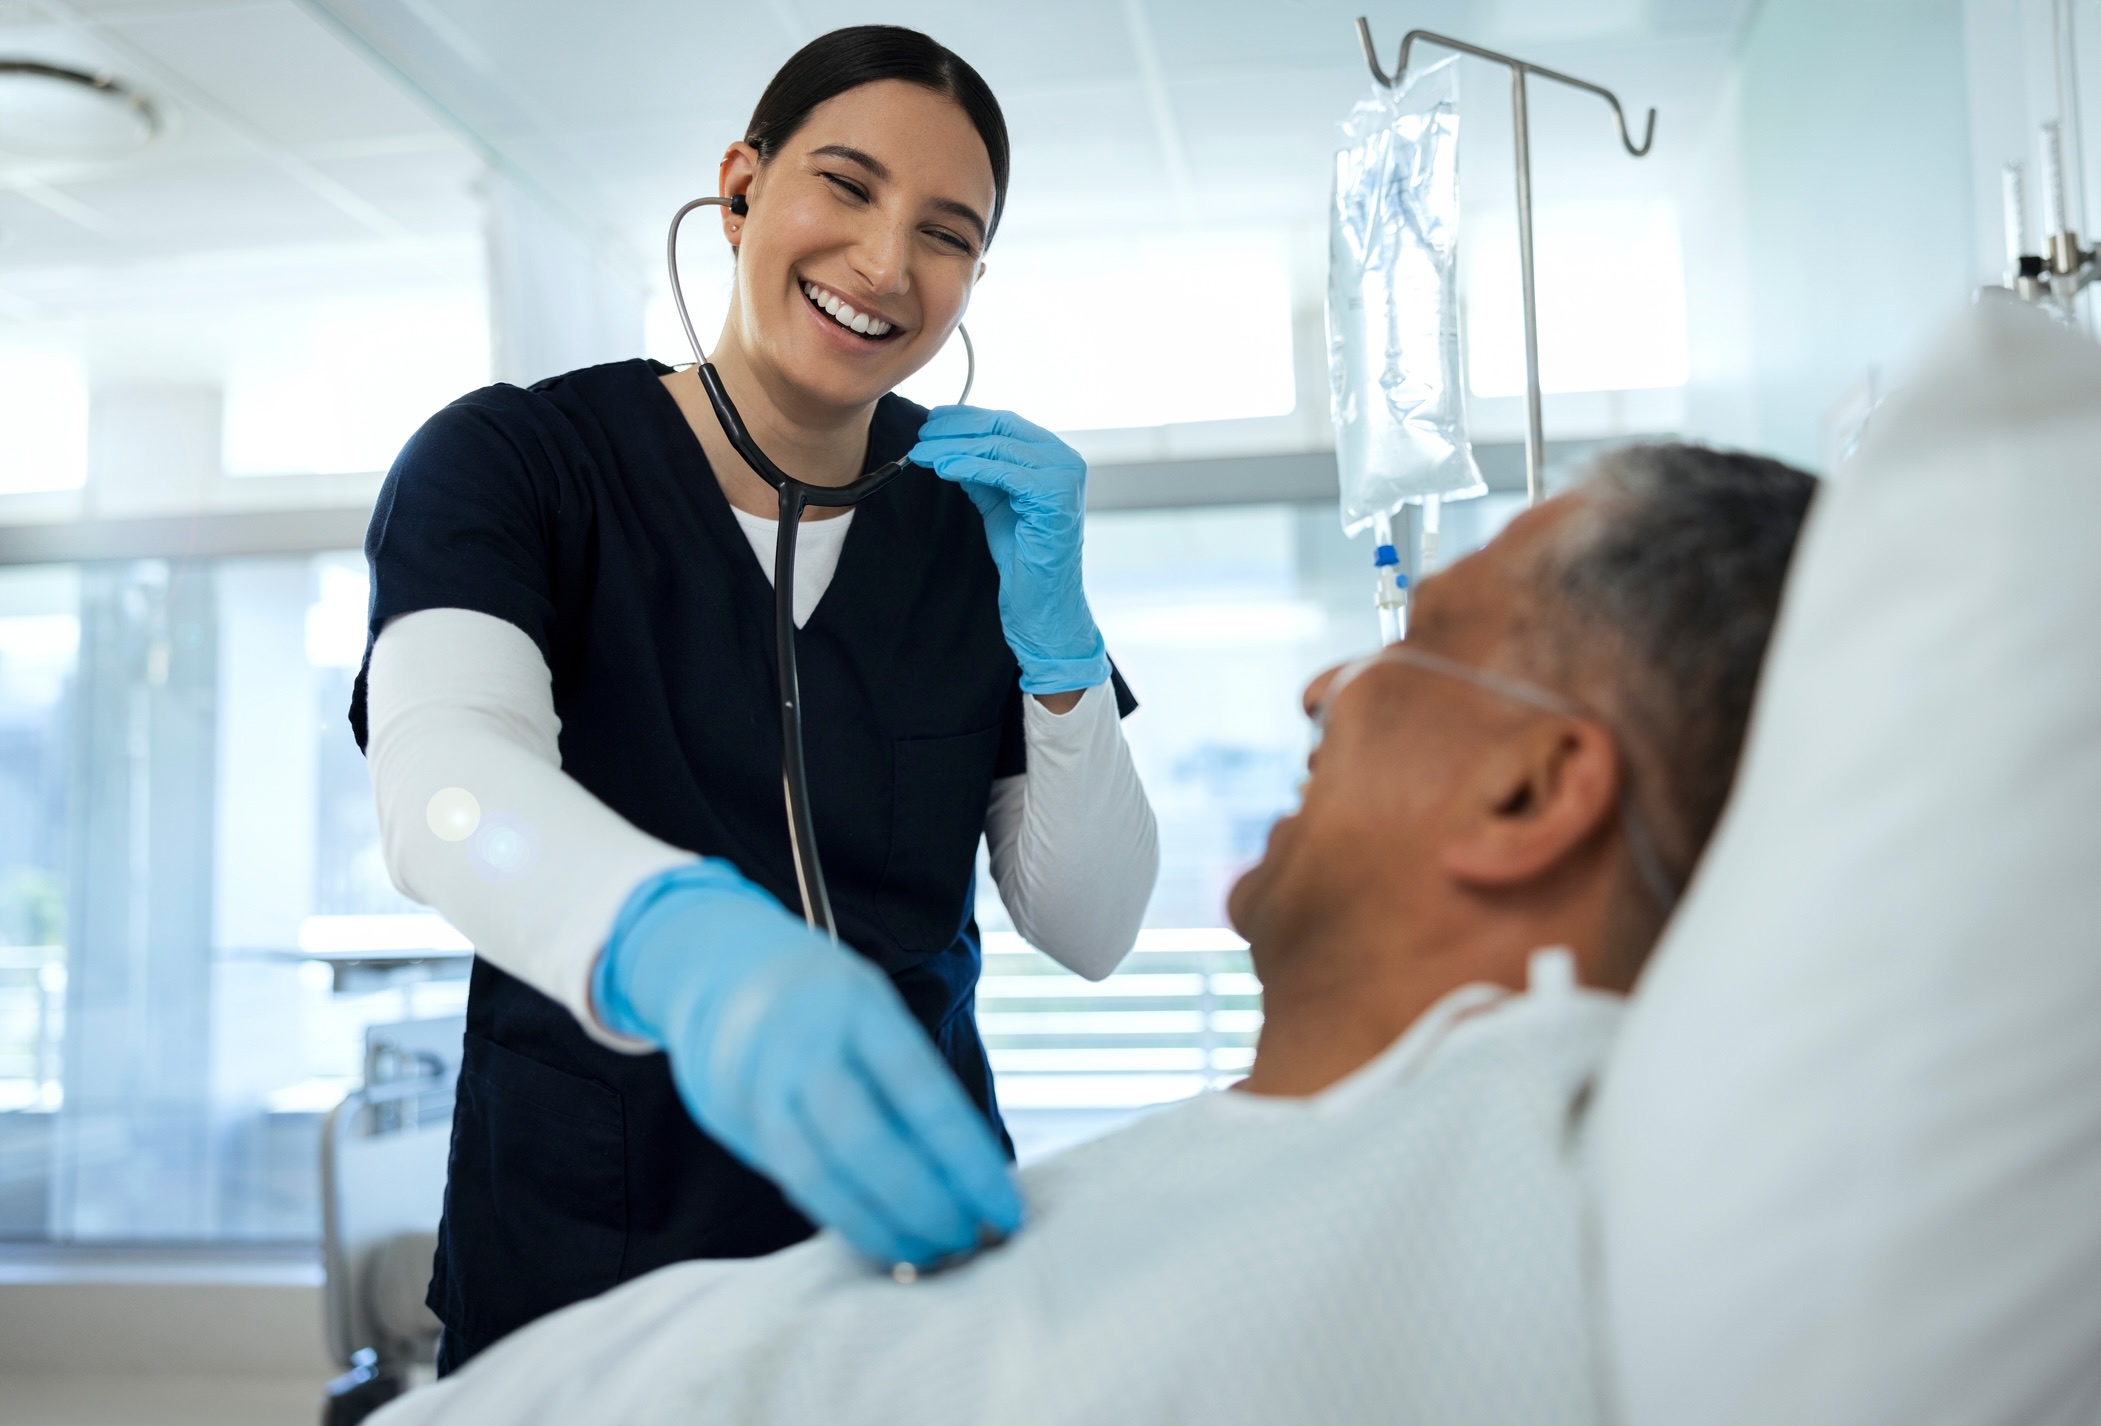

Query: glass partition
[0,553,463,1243]
[0,494,1524,1237]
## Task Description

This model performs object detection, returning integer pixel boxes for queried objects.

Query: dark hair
[1523,443,1818,889]
[744,25,1011,243]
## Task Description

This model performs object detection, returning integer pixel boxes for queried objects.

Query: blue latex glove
[909,405,1112,695]
[594,860,1024,1266]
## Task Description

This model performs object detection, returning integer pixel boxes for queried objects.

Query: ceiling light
[0,60,161,160]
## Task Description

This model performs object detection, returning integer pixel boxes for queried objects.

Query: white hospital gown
[374,962,1620,1426]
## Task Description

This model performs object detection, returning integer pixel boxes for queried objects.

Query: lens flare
[469,813,537,884]
[427,786,481,841]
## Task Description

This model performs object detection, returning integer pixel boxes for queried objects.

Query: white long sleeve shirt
[365,506,1158,1047]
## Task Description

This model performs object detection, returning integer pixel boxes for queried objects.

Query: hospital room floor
[0,1374,323,1426]
[0,1268,335,1426]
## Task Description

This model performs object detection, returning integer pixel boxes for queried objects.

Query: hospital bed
[356,299,2101,1426]
[320,1014,462,1426]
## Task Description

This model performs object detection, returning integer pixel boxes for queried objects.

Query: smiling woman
[352,23,1158,1376]
[666,68,1004,496]
[658,53,1015,942]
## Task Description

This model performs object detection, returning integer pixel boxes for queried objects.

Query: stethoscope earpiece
[729,194,748,217]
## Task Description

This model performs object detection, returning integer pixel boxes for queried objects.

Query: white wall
[1681,0,1979,471]
[485,169,646,388]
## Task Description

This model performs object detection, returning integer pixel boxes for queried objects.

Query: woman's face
[719,79,995,413]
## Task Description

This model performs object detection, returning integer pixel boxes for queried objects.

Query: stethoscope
[667,195,976,940]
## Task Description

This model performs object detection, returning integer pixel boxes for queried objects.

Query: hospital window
[1463,198,1691,397]
[0,353,90,496]
[0,496,1523,1241]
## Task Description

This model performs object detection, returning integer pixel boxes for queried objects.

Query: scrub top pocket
[877,725,1003,957]
[436,1033,628,1356]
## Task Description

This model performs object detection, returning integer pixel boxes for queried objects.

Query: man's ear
[1439,720,1621,889]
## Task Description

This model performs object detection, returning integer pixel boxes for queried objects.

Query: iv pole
[1356,21,1656,505]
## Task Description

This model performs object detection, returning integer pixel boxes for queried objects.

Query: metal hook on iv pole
[1355,19,1656,507]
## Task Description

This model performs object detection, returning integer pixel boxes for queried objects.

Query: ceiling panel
[1148,0,1473,75]
[305,144,481,230]
[559,108,747,184]
[795,0,1136,90]
[101,0,443,145]
[29,0,226,16]
[0,4,95,59]
[0,184,94,263]
[65,157,369,246]
[0,31,279,177]
[0,0,486,330]
[415,0,785,129]
[1,0,1754,330]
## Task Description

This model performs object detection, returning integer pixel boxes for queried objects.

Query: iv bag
[1327,55,1484,536]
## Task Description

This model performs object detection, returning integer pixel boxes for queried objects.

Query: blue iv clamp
[1374,538,1409,645]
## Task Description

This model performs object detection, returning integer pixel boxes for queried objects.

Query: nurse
[351,25,1158,1372]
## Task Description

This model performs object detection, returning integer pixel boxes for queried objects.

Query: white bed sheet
[375,958,1619,1426]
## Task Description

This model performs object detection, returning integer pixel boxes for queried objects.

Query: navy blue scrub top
[349,359,1133,1373]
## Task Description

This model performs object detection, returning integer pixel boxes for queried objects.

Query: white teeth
[804,282,893,337]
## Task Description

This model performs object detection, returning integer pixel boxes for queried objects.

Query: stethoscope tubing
[667,196,974,938]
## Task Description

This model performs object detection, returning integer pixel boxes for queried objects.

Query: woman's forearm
[985,683,1159,980]
[365,607,693,1046]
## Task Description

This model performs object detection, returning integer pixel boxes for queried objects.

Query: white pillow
[1591,295,2101,1426]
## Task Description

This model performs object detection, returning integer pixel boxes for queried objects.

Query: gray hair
[1519,443,1818,889]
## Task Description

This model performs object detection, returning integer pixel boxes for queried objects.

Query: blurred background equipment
[318,1015,460,1425]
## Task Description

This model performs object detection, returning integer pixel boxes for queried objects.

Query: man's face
[1226,497,1586,973]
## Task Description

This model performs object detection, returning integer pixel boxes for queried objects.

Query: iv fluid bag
[1327,56,1484,536]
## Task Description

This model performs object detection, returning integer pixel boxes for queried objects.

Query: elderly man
[374,444,1815,1426]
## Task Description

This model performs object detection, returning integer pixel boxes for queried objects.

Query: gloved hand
[593,859,1025,1266]
[909,405,1112,694]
